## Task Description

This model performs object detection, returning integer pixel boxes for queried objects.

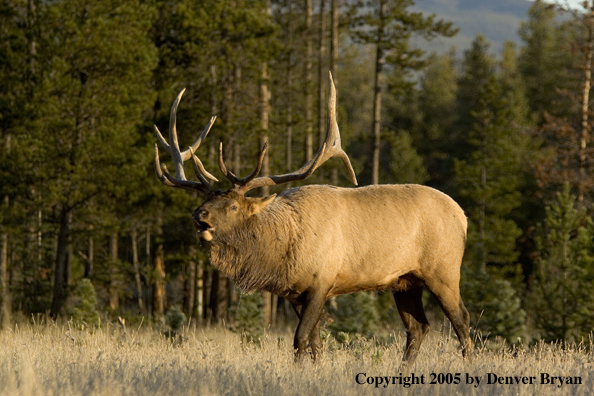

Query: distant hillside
[411,0,533,55]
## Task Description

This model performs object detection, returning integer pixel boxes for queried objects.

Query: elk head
[154,72,357,242]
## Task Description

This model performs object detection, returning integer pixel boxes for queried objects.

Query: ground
[0,318,592,395]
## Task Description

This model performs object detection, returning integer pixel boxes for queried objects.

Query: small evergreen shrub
[328,291,380,339]
[230,292,264,345]
[67,278,100,328]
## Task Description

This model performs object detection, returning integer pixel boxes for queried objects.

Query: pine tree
[529,184,594,342]
[529,2,594,205]
[30,0,158,316]
[328,292,380,338]
[139,0,285,327]
[348,0,457,185]
[67,278,100,328]
[231,292,265,344]
[462,270,526,343]
[454,35,530,275]
[518,0,567,121]
[454,35,531,341]
[417,52,458,186]
[0,0,34,327]
[380,129,428,185]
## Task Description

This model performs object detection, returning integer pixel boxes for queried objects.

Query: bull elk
[153,73,472,363]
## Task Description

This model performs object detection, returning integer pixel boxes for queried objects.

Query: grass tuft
[0,321,592,395]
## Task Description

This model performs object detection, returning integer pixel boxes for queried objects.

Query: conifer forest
[2,0,594,345]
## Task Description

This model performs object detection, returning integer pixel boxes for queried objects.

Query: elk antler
[154,89,218,194]
[219,71,358,194]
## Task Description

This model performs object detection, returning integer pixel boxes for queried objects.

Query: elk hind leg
[424,278,472,357]
[393,285,430,364]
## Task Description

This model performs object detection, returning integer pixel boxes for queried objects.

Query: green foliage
[419,53,458,139]
[529,184,594,342]
[0,0,592,347]
[518,0,578,121]
[462,268,526,343]
[453,34,532,344]
[349,0,458,70]
[389,51,458,187]
[230,292,264,344]
[67,278,100,328]
[36,0,158,209]
[453,34,531,276]
[380,129,429,185]
[328,292,380,338]
[166,306,187,332]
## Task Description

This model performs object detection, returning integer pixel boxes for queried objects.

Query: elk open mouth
[194,220,215,242]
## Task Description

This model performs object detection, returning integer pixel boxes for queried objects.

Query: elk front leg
[291,302,323,361]
[293,292,325,362]
[393,286,430,364]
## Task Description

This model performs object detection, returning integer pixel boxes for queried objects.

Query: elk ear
[247,194,277,216]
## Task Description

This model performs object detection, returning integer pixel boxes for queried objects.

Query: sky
[539,0,589,10]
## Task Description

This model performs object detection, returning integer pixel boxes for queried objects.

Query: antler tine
[190,149,218,183]
[155,144,214,193]
[308,71,357,185]
[153,89,217,194]
[242,142,268,184]
[237,71,357,194]
[238,143,327,193]
[218,142,242,186]
[167,88,187,180]
[219,141,269,190]
[154,144,175,187]
[180,116,218,182]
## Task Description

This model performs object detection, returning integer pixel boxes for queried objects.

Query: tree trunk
[261,61,273,326]
[1,134,11,328]
[202,263,211,322]
[109,231,120,311]
[145,225,151,315]
[209,269,228,323]
[371,0,386,185]
[286,0,294,182]
[153,218,166,316]
[1,228,10,329]
[184,246,197,319]
[579,4,594,203]
[229,65,242,310]
[259,64,271,196]
[27,0,37,82]
[305,0,314,162]
[153,243,165,316]
[330,0,339,185]
[83,227,93,278]
[233,65,242,181]
[479,165,487,273]
[51,207,71,317]
[260,1,274,326]
[330,0,338,79]
[131,227,144,314]
[37,208,42,265]
[195,258,204,321]
[318,0,326,147]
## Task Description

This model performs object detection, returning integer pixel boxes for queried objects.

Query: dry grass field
[0,318,592,396]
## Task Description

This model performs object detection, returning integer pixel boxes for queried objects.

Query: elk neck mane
[207,196,300,294]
